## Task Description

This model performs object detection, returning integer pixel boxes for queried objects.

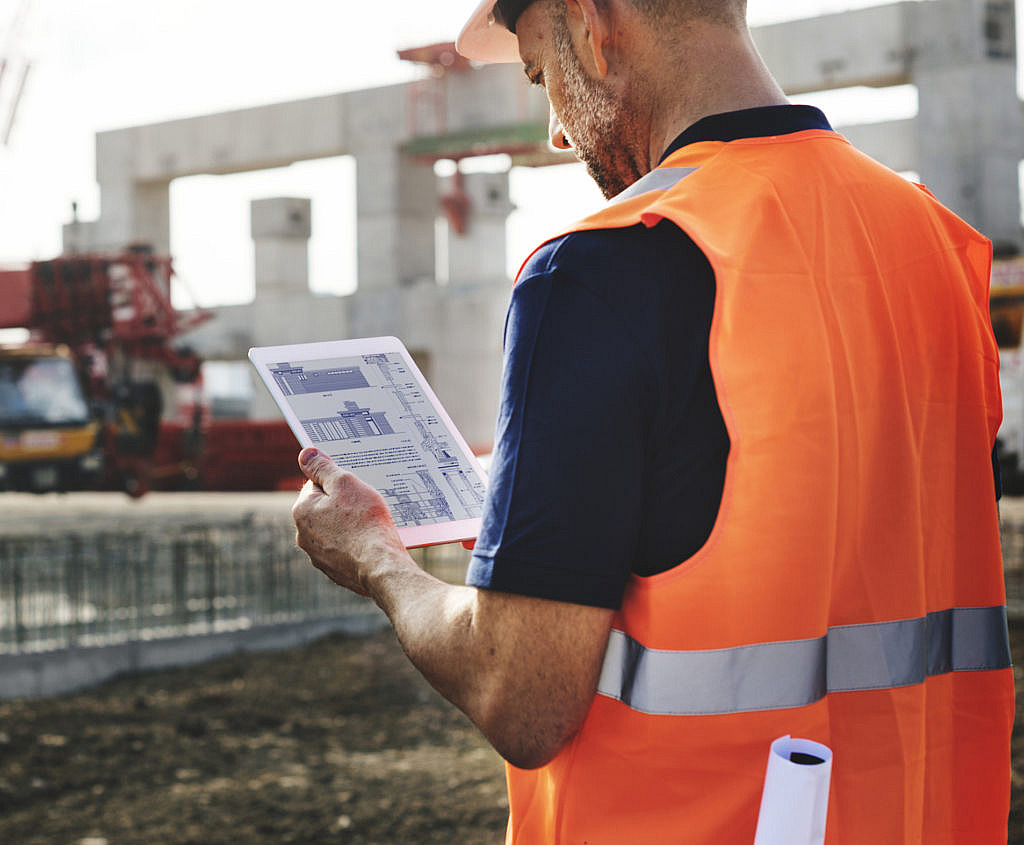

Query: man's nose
[549,106,571,150]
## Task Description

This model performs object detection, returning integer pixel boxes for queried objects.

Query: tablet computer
[249,337,487,548]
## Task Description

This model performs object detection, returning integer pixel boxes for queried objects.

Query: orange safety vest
[504,129,1014,844]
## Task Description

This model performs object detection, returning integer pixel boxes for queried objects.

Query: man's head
[458,0,753,198]
[521,0,647,197]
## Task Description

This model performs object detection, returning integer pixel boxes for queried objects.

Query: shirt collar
[658,105,833,164]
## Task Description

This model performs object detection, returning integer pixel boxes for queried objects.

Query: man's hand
[292,447,409,597]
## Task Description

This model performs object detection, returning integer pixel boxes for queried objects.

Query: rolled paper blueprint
[752,735,833,845]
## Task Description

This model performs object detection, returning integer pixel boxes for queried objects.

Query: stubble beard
[553,23,647,199]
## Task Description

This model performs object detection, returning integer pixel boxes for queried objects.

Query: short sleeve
[466,238,652,609]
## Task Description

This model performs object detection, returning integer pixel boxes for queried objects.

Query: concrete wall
[0,614,387,700]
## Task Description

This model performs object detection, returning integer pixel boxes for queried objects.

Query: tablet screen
[264,348,487,531]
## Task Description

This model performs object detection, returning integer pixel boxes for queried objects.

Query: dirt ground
[1,623,1023,844]
[0,631,508,845]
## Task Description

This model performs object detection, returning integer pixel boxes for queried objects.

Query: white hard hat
[456,0,527,64]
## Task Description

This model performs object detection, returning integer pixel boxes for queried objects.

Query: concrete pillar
[909,0,1024,254]
[428,283,508,451]
[89,128,173,253]
[250,197,312,297]
[245,196,355,419]
[444,170,515,285]
[354,150,437,288]
[62,218,104,254]
[94,180,172,254]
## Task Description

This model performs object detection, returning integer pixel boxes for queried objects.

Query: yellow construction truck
[0,343,103,491]
[0,251,207,494]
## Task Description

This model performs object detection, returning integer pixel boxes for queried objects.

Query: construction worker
[292,0,1014,841]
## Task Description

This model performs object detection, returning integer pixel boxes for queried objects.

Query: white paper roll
[752,735,833,845]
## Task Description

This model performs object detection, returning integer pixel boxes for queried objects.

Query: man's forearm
[365,550,612,770]
[291,451,614,769]
[365,553,491,726]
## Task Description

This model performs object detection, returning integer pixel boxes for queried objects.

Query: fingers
[292,477,321,512]
[297,447,339,490]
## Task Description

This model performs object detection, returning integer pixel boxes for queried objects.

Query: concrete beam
[753,3,914,93]
[96,92,351,183]
[92,68,550,186]
[837,119,918,175]
[91,1,1018,182]
[84,0,1023,259]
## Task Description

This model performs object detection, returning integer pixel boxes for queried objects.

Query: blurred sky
[0,0,1016,307]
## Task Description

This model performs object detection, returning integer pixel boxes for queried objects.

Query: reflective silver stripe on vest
[597,606,1011,716]
[609,167,698,205]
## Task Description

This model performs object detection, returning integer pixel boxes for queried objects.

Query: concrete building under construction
[62,0,1024,450]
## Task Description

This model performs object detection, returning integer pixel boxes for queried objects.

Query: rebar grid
[0,517,470,655]
[10,514,1019,655]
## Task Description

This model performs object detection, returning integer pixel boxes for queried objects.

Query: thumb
[298,447,338,489]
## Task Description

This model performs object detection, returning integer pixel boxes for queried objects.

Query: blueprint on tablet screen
[269,352,486,528]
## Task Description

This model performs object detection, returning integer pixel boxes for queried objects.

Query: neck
[637,22,789,168]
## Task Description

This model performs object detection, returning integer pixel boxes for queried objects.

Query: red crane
[0,251,211,495]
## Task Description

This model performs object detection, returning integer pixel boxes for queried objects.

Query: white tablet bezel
[249,336,487,548]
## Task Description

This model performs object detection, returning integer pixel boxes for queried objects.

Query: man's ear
[563,0,612,77]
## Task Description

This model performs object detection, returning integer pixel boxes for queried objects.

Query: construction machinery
[0,250,208,495]
[0,342,102,491]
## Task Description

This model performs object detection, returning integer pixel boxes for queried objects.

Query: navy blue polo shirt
[466,105,997,611]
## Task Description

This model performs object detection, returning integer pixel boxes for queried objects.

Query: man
[292,0,1014,841]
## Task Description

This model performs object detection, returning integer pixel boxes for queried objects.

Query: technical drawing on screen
[250,338,487,548]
